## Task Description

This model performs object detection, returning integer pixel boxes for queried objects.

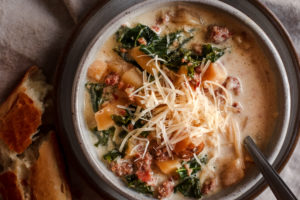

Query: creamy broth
[84,4,277,199]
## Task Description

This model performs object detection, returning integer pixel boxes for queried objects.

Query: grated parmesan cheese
[118,55,243,167]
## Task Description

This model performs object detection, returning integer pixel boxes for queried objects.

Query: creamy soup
[84,4,278,199]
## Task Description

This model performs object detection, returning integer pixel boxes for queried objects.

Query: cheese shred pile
[119,56,243,164]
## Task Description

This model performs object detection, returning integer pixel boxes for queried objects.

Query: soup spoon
[243,136,297,200]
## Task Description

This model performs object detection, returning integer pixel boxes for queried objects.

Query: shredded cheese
[118,55,243,168]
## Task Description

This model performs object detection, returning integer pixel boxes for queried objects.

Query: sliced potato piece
[156,159,181,174]
[125,138,136,158]
[107,59,132,75]
[129,47,158,75]
[87,60,108,82]
[122,68,143,88]
[95,99,127,131]
[202,62,227,84]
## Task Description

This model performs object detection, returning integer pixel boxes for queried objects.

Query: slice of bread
[0,66,50,154]
[0,66,71,200]
[30,131,71,200]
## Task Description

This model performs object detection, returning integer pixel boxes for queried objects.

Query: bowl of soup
[58,0,298,199]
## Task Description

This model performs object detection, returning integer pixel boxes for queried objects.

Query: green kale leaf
[116,24,159,49]
[85,82,106,112]
[201,44,225,62]
[103,148,123,162]
[112,105,150,137]
[118,130,128,139]
[125,174,153,195]
[174,176,202,198]
[92,126,115,147]
[176,167,188,179]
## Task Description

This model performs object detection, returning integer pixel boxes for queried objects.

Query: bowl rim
[55,0,300,199]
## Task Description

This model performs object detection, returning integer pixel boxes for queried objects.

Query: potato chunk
[202,62,227,84]
[95,104,115,131]
[129,47,158,75]
[156,159,180,174]
[95,99,127,131]
[87,60,108,82]
[107,59,132,75]
[122,68,143,88]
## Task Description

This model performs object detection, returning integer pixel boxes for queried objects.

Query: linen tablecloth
[0,0,299,199]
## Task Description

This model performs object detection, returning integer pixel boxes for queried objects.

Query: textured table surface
[0,0,299,199]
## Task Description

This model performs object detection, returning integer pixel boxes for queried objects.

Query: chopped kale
[140,131,150,137]
[114,24,225,79]
[118,130,128,138]
[92,126,115,147]
[177,167,188,179]
[85,82,106,112]
[188,158,201,175]
[174,177,202,198]
[116,24,159,49]
[139,30,183,58]
[187,65,195,78]
[201,44,225,62]
[125,174,153,195]
[175,155,209,198]
[103,148,123,162]
[112,114,132,126]
[112,105,149,137]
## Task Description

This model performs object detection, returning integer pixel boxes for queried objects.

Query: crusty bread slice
[0,66,50,154]
[0,66,71,200]
[30,131,71,200]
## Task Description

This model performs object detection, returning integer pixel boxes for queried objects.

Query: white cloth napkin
[0,0,299,199]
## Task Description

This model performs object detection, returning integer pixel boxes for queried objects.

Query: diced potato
[202,62,227,84]
[174,137,191,154]
[95,104,115,131]
[107,59,132,75]
[129,47,159,75]
[125,138,136,158]
[95,99,127,131]
[87,60,108,82]
[156,159,181,174]
[121,68,143,88]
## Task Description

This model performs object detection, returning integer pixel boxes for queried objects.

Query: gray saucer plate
[55,0,300,199]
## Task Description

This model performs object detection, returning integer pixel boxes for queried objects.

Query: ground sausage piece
[149,141,171,162]
[207,25,231,44]
[134,153,153,183]
[201,178,216,194]
[105,72,120,86]
[110,160,133,177]
[223,76,241,95]
[157,180,175,199]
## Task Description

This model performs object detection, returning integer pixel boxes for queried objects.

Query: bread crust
[0,171,24,200]
[0,92,42,153]
[0,66,43,154]
[30,131,71,200]
[0,66,71,200]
